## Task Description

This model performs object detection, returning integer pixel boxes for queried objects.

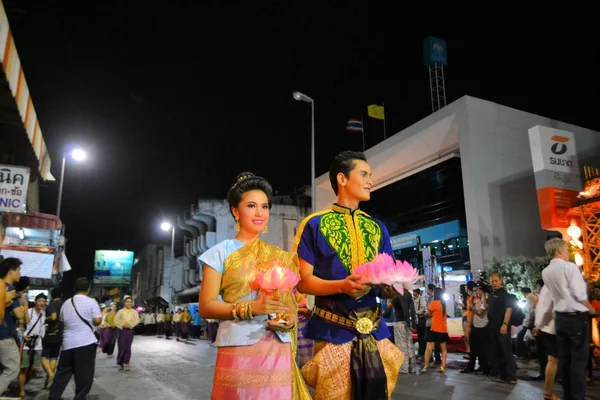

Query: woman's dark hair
[433,287,446,316]
[329,151,367,195]
[227,172,273,216]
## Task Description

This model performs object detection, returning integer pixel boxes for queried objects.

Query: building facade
[315,96,600,272]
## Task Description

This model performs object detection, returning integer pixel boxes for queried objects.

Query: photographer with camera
[18,292,47,398]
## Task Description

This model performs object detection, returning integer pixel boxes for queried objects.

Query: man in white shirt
[533,281,558,400]
[18,292,46,398]
[49,278,102,400]
[413,288,427,359]
[541,238,597,400]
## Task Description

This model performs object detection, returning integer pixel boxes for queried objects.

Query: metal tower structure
[423,37,448,113]
[429,63,446,112]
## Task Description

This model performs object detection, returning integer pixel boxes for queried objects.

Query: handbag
[71,298,100,341]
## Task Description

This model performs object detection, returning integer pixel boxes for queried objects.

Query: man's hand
[500,324,508,335]
[376,284,400,299]
[532,327,541,336]
[339,275,367,297]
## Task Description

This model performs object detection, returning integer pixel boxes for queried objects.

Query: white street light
[57,147,86,219]
[293,91,316,213]
[160,221,175,257]
[71,149,86,161]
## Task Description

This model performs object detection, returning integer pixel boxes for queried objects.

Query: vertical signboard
[528,126,582,230]
[423,36,447,66]
[0,165,30,213]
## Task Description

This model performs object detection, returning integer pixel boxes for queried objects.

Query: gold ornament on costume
[263,225,269,234]
[356,317,375,334]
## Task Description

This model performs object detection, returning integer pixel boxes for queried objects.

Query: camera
[26,334,39,350]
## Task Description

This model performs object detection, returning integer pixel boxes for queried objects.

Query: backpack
[508,294,525,327]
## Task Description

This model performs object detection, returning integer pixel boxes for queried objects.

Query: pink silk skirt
[211,331,293,400]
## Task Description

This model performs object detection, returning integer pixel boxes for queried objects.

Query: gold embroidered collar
[332,203,361,215]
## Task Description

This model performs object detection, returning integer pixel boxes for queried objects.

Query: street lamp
[161,221,175,257]
[293,91,316,213]
[56,148,86,219]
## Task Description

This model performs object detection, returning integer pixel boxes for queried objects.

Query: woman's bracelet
[231,302,240,321]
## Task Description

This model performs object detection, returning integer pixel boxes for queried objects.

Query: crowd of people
[2,149,599,400]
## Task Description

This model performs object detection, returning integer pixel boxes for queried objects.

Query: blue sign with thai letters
[423,36,447,67]
[390,219,461,250]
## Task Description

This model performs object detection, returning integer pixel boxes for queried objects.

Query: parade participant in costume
[114,296,140,371]
[98,305,107,351]
[295,151,403,400]
[199,172,311,400]
[156,308,165,338]
[102,303,118,358]
[178,307,192,343]
[164,311,173,339]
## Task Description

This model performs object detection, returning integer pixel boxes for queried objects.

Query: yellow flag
[367,104,385,120]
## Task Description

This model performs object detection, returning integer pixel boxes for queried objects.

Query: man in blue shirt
[192,310,202,339]
[0,257,25,398]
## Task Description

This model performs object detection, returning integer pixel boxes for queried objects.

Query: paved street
[16,335,599,399]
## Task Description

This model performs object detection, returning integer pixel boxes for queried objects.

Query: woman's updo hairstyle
[227,172,273,216]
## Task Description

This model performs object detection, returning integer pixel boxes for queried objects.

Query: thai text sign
[0,164,30,213]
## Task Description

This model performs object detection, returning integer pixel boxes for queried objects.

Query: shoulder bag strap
[25,309,43,336]
[71,298,95,334]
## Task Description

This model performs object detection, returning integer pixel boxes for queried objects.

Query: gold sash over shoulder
[221,238,312,400]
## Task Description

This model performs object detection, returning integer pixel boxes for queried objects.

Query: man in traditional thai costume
[295,151,403,400]
[199,172,311,399]
[156,308,165,338]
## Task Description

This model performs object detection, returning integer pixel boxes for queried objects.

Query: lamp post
[293,91,316,213]
[161,221,175,257]
[56,148,86,219]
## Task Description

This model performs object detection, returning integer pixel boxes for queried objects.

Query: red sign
[536,187,579,230]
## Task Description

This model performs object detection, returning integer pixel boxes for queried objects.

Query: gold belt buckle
[356,317,375,334]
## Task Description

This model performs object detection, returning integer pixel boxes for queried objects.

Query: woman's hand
[252,291,288,316]
[267,313,297,332]
[298,307,312,316]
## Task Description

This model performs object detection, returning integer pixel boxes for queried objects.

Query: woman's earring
[234,219,240,232]
[263,225,269,234]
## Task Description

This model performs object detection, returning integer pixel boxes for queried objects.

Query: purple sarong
[117,328,135,365]
[102,328,118,355]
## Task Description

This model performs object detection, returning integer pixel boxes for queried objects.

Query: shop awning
[0,3,53,181]
[3,210,62,231]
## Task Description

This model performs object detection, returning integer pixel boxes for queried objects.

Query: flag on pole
[367,104,385,120]
[346,119,363,133]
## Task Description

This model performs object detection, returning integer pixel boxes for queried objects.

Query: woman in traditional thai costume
[173,309,181,339]
[156,308,165,338]
[295,292,314,368]
[98,305,108,352]
[178,307,192,343]
[164,311,173,339]
[114,296,140,371]
[199,172,311,400]
[102,303,118,358]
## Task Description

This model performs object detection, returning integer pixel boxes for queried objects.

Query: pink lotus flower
[253,266,301,293]
[353,254,422,295]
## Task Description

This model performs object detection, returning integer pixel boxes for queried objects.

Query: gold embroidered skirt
[301,338,403,400]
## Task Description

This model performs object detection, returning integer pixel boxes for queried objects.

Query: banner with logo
[528,126,582,230]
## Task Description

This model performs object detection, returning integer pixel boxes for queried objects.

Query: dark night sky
[4,2,599,281]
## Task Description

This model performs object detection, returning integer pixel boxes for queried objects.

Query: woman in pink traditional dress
[199,172,311,400]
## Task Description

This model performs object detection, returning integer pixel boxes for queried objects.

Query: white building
[315,96,600,272]
[163,197,309,304]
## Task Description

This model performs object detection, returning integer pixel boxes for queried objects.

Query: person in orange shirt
[422,288,450,373]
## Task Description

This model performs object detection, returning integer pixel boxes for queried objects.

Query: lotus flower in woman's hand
[254,266,301,293]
